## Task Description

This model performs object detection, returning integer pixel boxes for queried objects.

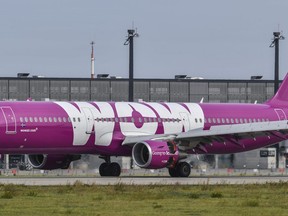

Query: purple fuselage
[0,100,285,156]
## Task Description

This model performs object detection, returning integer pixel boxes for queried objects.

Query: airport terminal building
[1,75,287,170]
[0,76,275,103]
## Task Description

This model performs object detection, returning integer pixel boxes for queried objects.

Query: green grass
[0,182,287,215]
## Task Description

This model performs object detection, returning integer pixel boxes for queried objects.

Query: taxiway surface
[0,176,288,185]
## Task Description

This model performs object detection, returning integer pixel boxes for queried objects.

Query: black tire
[177,162,191,177]
[99,163,109,176]
[168,168,179,177]
[109,162,121,177]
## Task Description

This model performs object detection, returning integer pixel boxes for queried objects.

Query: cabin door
[82,107,94,134]
[1,107,16,134]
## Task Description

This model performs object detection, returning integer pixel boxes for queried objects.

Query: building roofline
[0,77,277,83]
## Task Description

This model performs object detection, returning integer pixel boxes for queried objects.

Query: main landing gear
[168,162,191,177]
[99,156,121,177]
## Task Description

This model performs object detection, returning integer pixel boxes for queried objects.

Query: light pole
[124,29,139,102]
[269,31,285,169]
[269,32,285,93]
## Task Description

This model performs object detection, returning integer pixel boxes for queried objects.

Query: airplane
[1,74,288,177]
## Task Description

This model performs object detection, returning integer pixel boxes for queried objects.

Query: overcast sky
[0,1,287,79]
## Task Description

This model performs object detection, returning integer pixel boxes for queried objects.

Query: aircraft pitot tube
[132,140,181,169]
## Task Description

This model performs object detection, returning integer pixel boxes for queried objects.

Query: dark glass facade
[0,77,276,103]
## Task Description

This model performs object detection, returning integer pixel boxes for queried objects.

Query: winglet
[266,73,288,106]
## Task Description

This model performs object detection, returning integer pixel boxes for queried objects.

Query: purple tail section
[266,73,288,106]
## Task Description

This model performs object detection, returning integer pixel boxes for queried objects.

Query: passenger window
[222,118,225,123]
[231,119,234,123]
[240,119,243,123]
[68,117,71,122]
[78,117,81,122]
[208,118,211,123]
[20,117,23,122]
[34,117,38,122]
[199,118,202,123]
[235,119,239,123]
[39,117,43,122]
[44,117,48,122]
[217,118,220,123]
[29,117,33,122]
[195,118,198,123]
[226,118,230,124]
[115,118,119,123]
[158,118,161,123]
[53,117,57,122]
[73,118,76,122]
[212,118,216,123]
[63,117,67,122]
[58,117,62,122]
[49,117,52,122]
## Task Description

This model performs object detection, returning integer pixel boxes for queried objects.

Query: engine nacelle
[27,154,81,170]
[132,140,179,169]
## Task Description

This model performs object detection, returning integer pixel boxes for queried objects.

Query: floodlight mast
[270,32,285,93]
[269,31,285,169]
[124,29,139,102]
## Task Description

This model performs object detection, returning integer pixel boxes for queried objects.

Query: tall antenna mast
[90,41,95,79]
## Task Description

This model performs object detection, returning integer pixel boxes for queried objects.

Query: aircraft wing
[177,120,288,139]
[122,120,288,151]
[175,120,288,151]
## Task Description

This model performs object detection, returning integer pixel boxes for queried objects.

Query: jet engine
[132,140,179,169]
[27,154,81,170]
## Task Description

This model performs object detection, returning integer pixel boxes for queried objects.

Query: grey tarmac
[0,176,288,185]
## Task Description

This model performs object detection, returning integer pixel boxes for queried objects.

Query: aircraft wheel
[168,167,179,177]
[177,162,191,177]
[110,162,121,177]
[99,163,109,176]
